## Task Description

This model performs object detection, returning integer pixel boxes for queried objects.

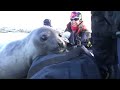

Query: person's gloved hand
[62,31,71,43]
[116,31,120,38]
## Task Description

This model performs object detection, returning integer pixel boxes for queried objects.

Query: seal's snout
[58,42,64,48]
[58,39,67,49]
[57,40,67,53]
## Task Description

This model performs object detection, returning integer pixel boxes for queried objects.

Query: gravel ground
[0,27,31,33]
[0,32,29,44]
[0,27,31,44]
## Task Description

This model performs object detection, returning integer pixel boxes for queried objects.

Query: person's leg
[91,11,117,79]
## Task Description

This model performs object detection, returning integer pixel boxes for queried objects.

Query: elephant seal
[0,26,66,79]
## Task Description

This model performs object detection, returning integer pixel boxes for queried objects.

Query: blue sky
[0,11,91,32]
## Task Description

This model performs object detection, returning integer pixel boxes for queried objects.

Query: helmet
[43,19,52,27]
[70,11,82,20]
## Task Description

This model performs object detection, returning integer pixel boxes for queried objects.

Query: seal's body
[0,27,66,79]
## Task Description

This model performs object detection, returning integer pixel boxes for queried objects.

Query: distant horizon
[0,11,91,32]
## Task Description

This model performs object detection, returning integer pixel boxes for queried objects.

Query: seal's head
[32,27,67,54]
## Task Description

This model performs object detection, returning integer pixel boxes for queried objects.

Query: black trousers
[91,11,119,79]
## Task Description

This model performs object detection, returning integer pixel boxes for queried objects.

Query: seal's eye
[40,34,48,41]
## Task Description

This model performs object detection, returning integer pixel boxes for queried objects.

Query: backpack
[27,46,101,79]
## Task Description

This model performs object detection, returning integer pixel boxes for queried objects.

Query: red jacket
[65,21,87,35]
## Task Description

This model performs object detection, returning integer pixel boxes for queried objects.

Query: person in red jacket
[64,11,91,49]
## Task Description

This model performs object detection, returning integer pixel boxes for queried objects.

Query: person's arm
[78,22,90,41]
[65,22,71,32]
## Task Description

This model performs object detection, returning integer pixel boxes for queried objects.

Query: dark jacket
[27,46,101,79]
[65,21,91,46]
[91,11,120,79]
